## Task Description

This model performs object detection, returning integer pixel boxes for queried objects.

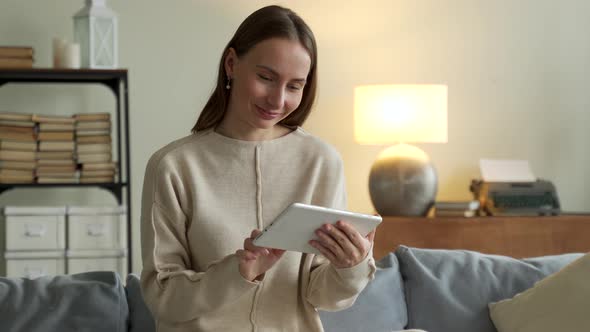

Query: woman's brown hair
[191,5,318,133]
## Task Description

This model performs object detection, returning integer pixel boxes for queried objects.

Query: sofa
[0,246,585,332]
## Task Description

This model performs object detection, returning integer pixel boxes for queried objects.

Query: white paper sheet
[479,159,536,182]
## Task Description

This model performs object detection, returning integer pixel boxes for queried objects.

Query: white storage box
[66,249,127,276]
[66,205,126,250]
[1,206,67,251]
[4,251,66,278]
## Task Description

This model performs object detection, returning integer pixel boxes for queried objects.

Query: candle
[62,43,81,69]
[52,37,67,68]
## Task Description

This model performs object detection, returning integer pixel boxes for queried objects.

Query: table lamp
[354,84,448,216]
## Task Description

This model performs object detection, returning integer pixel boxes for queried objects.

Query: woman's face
[224,38,312,130]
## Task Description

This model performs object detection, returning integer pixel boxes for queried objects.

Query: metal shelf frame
[0,68,132,273]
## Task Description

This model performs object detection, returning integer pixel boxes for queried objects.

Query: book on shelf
[0,125,36,134]
[0,174,34,184]
[0,130,36,142]
[32,114,76,124]
[38,141,75,152]
[435,209,477,218]
[0,132,36,142]
[79,176,115,184]
[0,149,36,161]
[39,123,75,132]
[0,57,33,68]
[76,153,112,163]
[0,112,34,122]
[81,161,117,171]
[36,177,78,184]
[75,129,111,136]
[0,46,34,58]
[0,110,119,184]
[75,121,111,130]
[36,151,74,160]
[36,171,78,178]
[37,159,75,166]
[0,120,36,128]
[74,113,111,122]
[0,160,37,170]
[38,131,74,141]
[37,165,77,173]
[35,170,78,180]
[81,169,116,178]
[76,143,111,154]
[76,135,111,144]
[434,200,480,217]
[0,169,34,178]
[0,140,37,151]
[434,200,480,211]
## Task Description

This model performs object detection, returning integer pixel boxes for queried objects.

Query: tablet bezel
[252,202,382,255]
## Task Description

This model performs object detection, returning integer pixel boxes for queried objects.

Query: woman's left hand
[309,220,375,268]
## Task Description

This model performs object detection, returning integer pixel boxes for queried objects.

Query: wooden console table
[373,215,590,260]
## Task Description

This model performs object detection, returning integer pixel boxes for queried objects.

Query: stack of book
[0,46,34,68]
[75,113,116,183]
[34,114,77,183]
[0,113,37,183]
[434,200,480,217]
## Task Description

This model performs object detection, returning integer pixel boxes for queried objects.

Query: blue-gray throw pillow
[395,245,583,332]
[126,273,156,332]
[319,253,408,332]
[0,271,128,332]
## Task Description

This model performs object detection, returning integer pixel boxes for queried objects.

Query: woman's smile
[255,104,282,120]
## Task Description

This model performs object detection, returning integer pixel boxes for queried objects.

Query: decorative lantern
[73,0,118,69]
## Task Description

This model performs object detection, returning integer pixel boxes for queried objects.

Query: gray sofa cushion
[126,273,156,332]
[395,245,583,332]
[0,271,128,332]
[320,253,408,332]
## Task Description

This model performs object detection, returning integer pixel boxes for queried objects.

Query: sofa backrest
[27,247,575,332]
[0,271,128,332]
[126,273,156,332]
[319,253,408,332]
[395,245,583,332]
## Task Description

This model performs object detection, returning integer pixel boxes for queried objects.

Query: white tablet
[253,203,382,255]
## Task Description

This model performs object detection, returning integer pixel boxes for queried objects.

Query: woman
[140,5,376,331]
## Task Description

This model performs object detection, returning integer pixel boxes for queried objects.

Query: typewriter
[470,179,561,216]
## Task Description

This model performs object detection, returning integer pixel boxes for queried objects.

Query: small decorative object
[73,0,118,69]
[354,84,448,216]
[52,37,67,68]
[63,43,81,69]
[52,38,81,69]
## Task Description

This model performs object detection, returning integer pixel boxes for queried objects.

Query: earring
[226,76,231,90]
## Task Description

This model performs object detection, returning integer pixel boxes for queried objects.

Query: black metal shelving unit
[0,68,132,273]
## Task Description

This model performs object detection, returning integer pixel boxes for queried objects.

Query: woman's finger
[309,240,337,263]
[270,248,286,257]
[315,227,346,259]
[236,249,256,261]
[334,220,366,251]
[244,237,269,255]
[250,229,262,239]
[322,223,358,257]
[367,230,376,243]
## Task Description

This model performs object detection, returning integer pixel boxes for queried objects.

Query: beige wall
[1,0,589,272]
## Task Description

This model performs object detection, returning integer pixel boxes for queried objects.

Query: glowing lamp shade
[354,84,448,216]
[355,84,447,144]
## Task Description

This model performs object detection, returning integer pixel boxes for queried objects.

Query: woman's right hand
[236,229,286,281]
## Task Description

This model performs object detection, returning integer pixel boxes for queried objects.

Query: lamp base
[369,144,437,216]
